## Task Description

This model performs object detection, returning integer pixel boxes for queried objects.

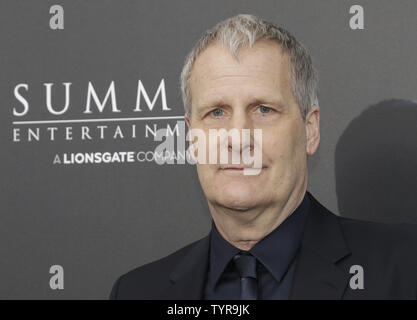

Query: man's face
[186,40,319,213]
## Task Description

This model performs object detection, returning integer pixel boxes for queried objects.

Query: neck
[209,186,307,251]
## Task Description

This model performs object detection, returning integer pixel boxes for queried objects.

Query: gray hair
[180,14,319,120]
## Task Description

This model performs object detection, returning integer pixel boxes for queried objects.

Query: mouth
[219,166,267,171]
[218,166,266,176]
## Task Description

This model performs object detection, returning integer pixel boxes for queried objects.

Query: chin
[217,181,259,210]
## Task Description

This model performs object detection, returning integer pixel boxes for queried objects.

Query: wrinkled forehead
[189,40,294,109]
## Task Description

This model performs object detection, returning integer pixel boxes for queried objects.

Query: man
[110,14,417,299]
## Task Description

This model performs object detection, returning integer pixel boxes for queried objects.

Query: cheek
[196,164,210,191]
[262,129,291,162]
[262,121,305,164]
[196,163,217,185]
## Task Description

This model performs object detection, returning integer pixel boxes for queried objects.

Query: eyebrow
[249,97,286,109]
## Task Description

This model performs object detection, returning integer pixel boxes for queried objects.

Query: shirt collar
[208,191,311,287]
[208,221,241,288]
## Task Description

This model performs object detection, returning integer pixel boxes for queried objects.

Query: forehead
[189,39,294,108]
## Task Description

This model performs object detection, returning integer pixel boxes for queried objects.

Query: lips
[219,166,266,170]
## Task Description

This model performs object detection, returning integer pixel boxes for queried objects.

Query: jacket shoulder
[109,237,205,299]
[338,215,417,247]
[337,215,417,271]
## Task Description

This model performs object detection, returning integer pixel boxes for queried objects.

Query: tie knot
[233,252,257,279]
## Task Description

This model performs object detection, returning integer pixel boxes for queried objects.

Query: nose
[226,109,254,157]
[227,108,252,132]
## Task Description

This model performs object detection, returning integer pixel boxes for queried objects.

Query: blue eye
[259,105,271,113]
[212,108,223,117]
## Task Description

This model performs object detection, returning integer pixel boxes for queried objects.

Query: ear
[305,106,320,156]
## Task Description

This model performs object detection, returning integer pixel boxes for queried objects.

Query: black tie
[233,252,258,300]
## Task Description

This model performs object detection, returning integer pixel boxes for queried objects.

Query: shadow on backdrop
[335,99,417,224]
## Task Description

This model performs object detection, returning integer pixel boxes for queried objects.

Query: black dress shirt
[203,192,311,300]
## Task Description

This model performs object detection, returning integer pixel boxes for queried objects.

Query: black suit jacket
[110,192,417,299]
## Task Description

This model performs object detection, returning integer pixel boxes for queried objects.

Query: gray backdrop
[0,0,416,299]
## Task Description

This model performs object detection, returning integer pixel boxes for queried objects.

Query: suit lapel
[169,234,210,299]
[290,192,352,299]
